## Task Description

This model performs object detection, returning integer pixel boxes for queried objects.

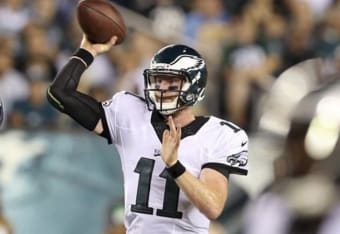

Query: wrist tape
[72,48,94,67]
[167,161,186,179]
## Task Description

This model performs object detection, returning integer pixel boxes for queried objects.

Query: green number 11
[131,157,183,219]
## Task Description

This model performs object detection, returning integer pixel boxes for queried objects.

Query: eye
[172,78,182,84]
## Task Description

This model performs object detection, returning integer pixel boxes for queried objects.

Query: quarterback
[47,35,248,234]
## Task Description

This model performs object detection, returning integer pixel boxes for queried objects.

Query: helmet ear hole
[184,94,194,102]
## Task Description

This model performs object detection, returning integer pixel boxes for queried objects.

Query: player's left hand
[161,116,181,167]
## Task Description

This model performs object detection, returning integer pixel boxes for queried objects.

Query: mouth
[155,95,177,103]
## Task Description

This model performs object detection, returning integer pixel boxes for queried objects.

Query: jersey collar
[151,110,209,142]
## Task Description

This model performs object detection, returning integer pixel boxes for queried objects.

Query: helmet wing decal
[151,55,205,72]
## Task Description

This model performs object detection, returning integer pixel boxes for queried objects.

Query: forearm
[174,168,227,220]
[161,118,228,219]
[47,49,102,131]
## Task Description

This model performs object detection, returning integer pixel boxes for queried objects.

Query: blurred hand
[161,116,181,167]
[80,34,118,57]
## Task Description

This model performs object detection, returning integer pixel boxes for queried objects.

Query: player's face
[154,75,184,103]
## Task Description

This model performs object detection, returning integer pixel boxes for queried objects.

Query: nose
[158,79,172,89]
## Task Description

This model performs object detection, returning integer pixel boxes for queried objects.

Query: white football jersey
[102,91,248,234]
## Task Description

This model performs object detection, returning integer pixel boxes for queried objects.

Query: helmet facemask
[144,70,197,115]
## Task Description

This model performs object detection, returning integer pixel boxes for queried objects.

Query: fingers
[96,36,117,52]
[168,116,176,136]
[176,125,181,142]
[101,36,118,48]
[110,36,118,45]
[167,116,181,143]
[80,34,97,57]
[162,129,169,141]
[80,34,88,47]
[81,34,117,46]
[162,119,181,164]
[81,34,86,43]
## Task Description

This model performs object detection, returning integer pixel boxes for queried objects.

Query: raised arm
[47,35,117,136]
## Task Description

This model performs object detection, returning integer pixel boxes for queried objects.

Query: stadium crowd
[0,0,339,131]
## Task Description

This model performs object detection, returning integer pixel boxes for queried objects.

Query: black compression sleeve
[47,49,109,138]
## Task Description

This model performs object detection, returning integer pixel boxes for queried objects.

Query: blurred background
[0,0,339,233]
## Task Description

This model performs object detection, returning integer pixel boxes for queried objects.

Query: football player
[47,35,249,234]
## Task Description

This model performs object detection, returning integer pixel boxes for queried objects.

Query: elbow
[46,85,65,112]
[200,203,224,220]
[204,207,223,220]
[47,83,61,97]
[201,192,227,220]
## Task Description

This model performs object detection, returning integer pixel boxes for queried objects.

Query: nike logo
[154,149,161,157]
[241,141,247,147]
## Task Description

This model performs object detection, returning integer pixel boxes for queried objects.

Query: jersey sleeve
[202,128,249,177]
[101,91,146,144]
